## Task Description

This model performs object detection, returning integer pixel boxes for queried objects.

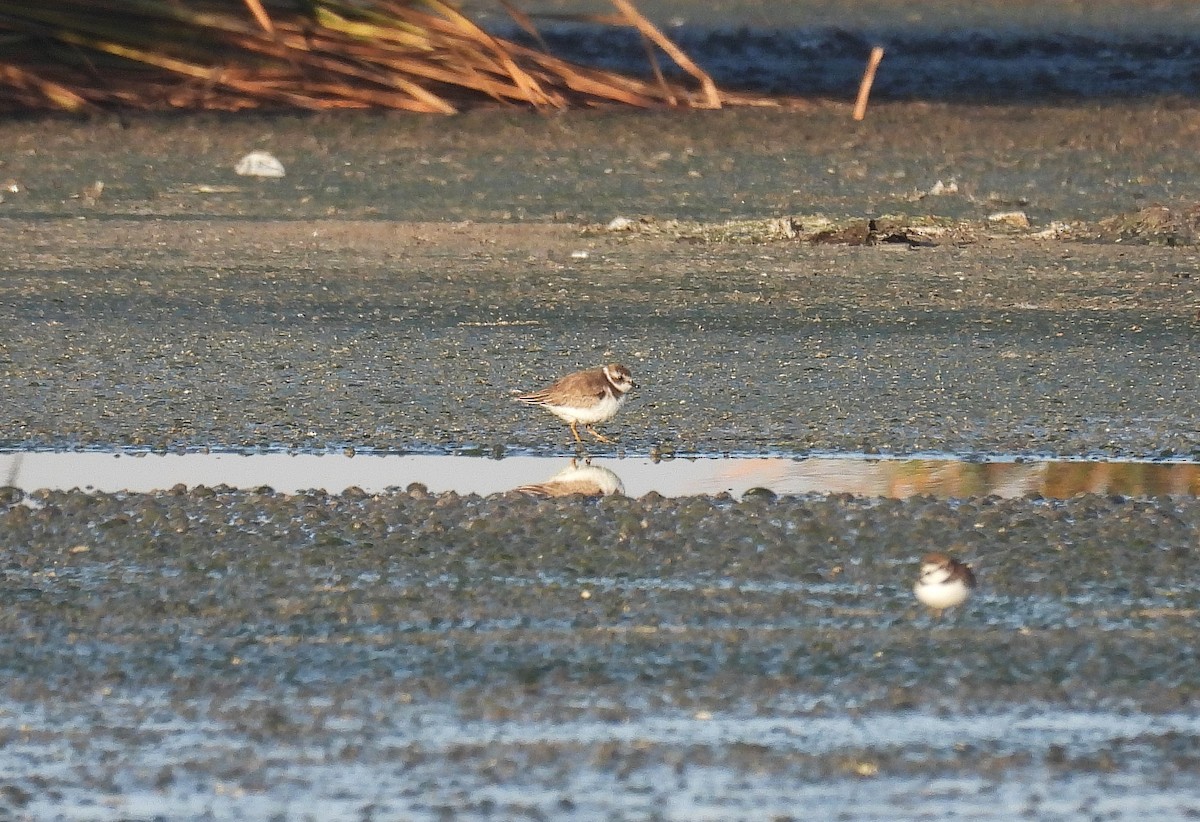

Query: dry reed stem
[853,45,884,121]
[609,0,720,108]
[0,61,96,112]
[240,0,274,34]
[496,0,551,53]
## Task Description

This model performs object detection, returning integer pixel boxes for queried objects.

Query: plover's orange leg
[585,425,613,444]
[569,421,584,444]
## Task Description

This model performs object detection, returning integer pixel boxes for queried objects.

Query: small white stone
[606,216,634,231]
[235,150,286,178]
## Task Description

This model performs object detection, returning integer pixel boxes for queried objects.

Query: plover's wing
[517,478,605,497]
[517,368,606,408]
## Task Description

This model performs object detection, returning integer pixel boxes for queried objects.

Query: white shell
[235,151,286,178]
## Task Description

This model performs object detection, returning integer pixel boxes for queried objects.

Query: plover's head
[918,552,956,585]
[915,551,976,614]
[917,552,976,590]
[604,363,636,394]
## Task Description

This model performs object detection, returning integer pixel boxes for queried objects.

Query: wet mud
[3,43,1200,820]
[1,215,1198,460]
[2,487,1200,818]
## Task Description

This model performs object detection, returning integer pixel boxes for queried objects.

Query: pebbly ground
[2,486,1200,819]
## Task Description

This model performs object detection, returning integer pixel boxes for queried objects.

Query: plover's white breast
[914,578,972,611]
[541,391,624,425]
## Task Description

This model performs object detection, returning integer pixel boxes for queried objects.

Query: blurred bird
[914,552,976,618]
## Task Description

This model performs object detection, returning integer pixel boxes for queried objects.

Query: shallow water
[502,21,1200,101]
[469,0,1200,102]
[2,449,1197,499]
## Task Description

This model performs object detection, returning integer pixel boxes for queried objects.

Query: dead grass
[0,0,765,113]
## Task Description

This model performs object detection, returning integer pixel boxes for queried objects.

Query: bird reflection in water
[515,459,625,498]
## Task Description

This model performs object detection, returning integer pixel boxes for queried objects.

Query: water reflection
[515,459,625,498]
[744,457,1200,500]
[0,451,1196,500]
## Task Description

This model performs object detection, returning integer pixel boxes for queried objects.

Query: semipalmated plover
[914,552,976,618]
[516,363,635,444]
[516,459,625,497]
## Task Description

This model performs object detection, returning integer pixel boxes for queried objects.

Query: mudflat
[2,103,1198,457]
[1,100,1200,819]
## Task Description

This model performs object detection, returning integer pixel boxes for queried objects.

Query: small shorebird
[516,459,625,497]
[516,363,635,444]
[914,552,976,618]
